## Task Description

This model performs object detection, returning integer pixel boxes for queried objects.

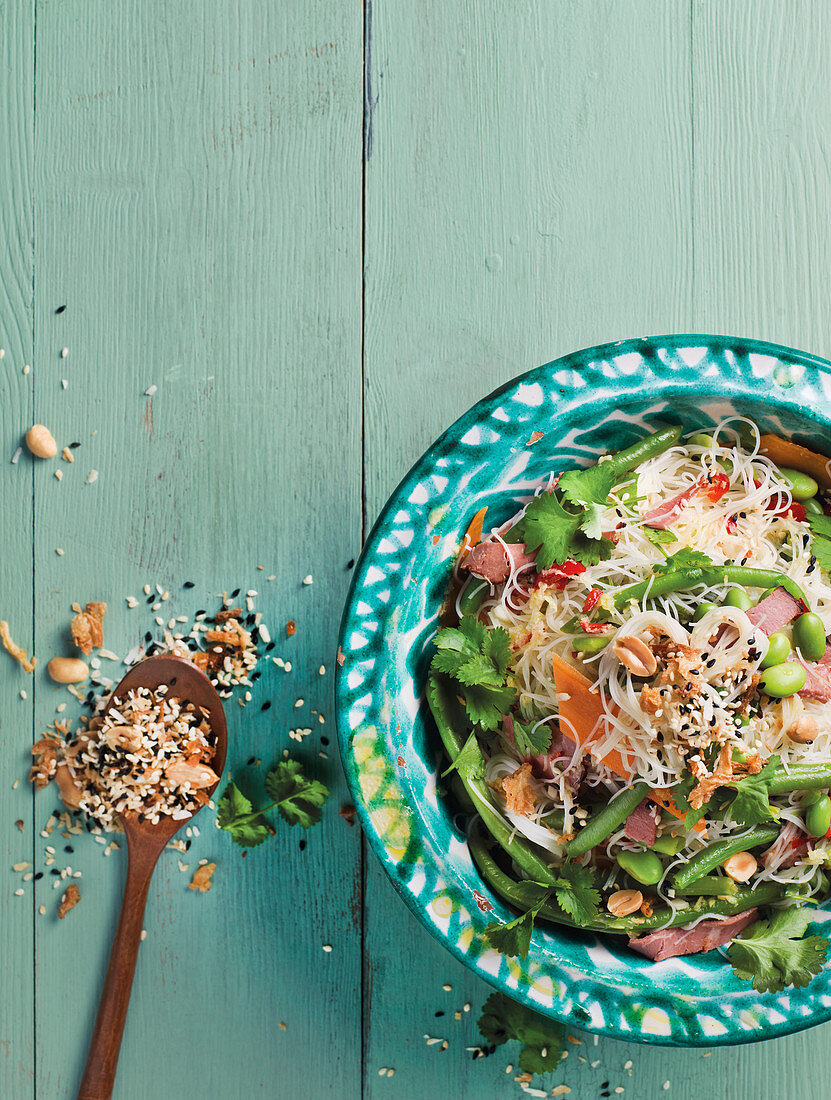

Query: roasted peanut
[47,657,88,684]
[788,715,818,744]
[613,635,657,677]
[723,851,757,883]
[606,888,643,917]
[25,424,57,458]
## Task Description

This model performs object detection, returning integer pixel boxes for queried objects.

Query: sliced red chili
[725,515,738,534]
[582,587,602,614]
[706,472,731,502]
[578,617,612,635]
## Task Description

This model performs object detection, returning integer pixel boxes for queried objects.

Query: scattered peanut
[607,888,643,917]
[788,715,818,744]
[613,635,657,677]
[723,851,757,883]
[25,424,57,458]
[47,657,88,684]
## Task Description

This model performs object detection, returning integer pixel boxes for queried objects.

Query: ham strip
[746,587,804,636]
[624,799,658,846]
[628,909,758,961]
[463,541,536,584]
[641,476,707,530]
[799,650,831,701]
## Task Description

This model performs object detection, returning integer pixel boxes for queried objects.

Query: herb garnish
[217,758,330,847]
[431,615,515,731]
[478,992,565,1074]
[727,907,829,993]
[807,511,831,572]
[483,864,600,959]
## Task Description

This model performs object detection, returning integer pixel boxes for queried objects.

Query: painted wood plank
[29,2,362,1098]
[0,2,36,1097]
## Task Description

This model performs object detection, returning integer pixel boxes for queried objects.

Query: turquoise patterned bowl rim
[336,335,831,1046]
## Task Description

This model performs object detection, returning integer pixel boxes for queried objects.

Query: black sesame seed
[299,839,307,851]
[265,641,275,652]
[346,559,355,570]
[185,839,192,850]
[321,736,329,746]
[50,869,60,876]
[55,304,67,314]
[261,701,272,712]
[64,845,74,853]
[230,588,240,599]
[146,595,155,604]
[435,1010,445,1017]
[69,440,80,448]
[195,610,206,617]
[251,671,261,682]
[183,581,195,588]
[34,872,43,880]
[247,756,256,766]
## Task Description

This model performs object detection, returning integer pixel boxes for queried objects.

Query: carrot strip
[551,653,704,833]
[460,505,488,557]
[758,433,831,490]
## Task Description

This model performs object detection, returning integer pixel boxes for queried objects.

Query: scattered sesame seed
[61,378,68,389]
[662,1084,670,1092]
[19,689,26,700]
[60,347,68,358]
[624,1060,632,1070]
[54,469,63,480]
[463,1003,470,1012]
[13,889,24,897]
[13,862,30,872]
[22,364,30,375]
[11,446,22,464]
[140,929,147,941]
[322,943,333,953]
[56,547,64,555]
[144,384,157,396]
[442,984,452,991]
[86,469,98,484]
[319,664,326,675]
[302,574,313,585]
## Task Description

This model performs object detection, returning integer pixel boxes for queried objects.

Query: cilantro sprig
[807,511,831,573]
[724,756,781,826]
[727,907,829,993]
[478,992,565,1074]
[483,865,600,959]
[652,548,713,574]
[431,615,515,731]
[217,758,330,847]
[509,716,553,758]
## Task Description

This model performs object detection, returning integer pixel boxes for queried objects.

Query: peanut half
[723,851,757,883]
[47,657,88,684]
[613,635,657,677]
[607,888,643,917]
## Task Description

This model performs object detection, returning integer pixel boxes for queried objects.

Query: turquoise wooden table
[3,2,831,1097]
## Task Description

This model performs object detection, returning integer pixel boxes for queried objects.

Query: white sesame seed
[60,347,68,358]
[463,1003,470,1012]
[442,984,451,991]
[22,364,30,375]
[54,469,63,480]
[294,698,304,708]
[140,929,147,941]
[61,378,68,389]
[12,862,29,872]
[143,584,151,595]
[38,904,45,915]
[624,1061,632,1070]
[302,574,313,585]
[322,943,333,953]
[14,889,24,896]
[144,384,157,396]
[662,1084,670,1092]
[319,664,326,675]
[19,689,26,700]
[86,469,98,484]
[56,547,64,555]
[11,446,22,464]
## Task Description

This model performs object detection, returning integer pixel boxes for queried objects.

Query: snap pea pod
[671,825,780,891]
[613,567,808,610]
[427,672,559,888]
[674,875,738,897]
[766,763,831,795]
[565,781,651,857]
[469,830,785,935]
[457,578,489,617]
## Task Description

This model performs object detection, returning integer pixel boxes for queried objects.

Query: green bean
[427,673,559,888]
[469,830,785,935]
[778,466,819,501]
[693,601,718,622]
[760,631,791,669]
[793,611,827,662]
[671,825,780,891]
[458,579,488,617]
[614,569,808,610]
[759,661,806,698]
[674,875,738,897]
[571,634,611,655]
[804,497,825,516]
[603,425,684,477]
[725,588,754,611]
[565,782,650,857]
[806,795,831,838]
[616,848,664,885]
[767,762,831,794]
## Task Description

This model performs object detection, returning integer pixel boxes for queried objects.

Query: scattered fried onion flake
[0,620,36,672]
[70,601,107,654]
[58,883,80,918]
[188,862,216,893]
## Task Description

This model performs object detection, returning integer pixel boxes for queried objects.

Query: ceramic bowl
[336,335,831,1045]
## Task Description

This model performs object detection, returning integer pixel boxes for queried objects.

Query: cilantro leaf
[644,527,678,546]
[727,907,829,993]
[558,464,619,541]
[514,492,583,569]
[653,548,714,574]
[441,730,486,783]
[551,861,600,924]
[510,716,553,757]
[216,781,270,847]
[725,756,781,826]
[431,616,516,731]
[264,760,329,829]
[478,992,565,1073]
[483,883,549,959]
[807,512,831,572]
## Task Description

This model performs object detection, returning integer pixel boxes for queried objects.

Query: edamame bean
[802,790,825,807]
[778,466,819,501]
[725,588,753,611]
[759,661,807,698]
[616,848,664,886]
[693,601,718,622]
[806,795,831,839]
[760,631,791,669]
[804,497,825,516]
[689,433,714,448]
[653,833,684,856]
[571,634,611,655]
[793,612,827,662]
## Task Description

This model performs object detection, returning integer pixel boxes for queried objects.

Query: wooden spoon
[76,655,227,1100]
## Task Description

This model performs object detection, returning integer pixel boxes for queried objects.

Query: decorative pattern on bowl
[336,335,831,1045]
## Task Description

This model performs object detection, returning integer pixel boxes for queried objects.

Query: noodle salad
[428,419,831,989]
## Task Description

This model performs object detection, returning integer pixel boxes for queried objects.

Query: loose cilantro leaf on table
[510,716,553,757]
[431,615,515,731]
[807,511,831,573]
[217,758,330,847]
[727,907,829,993]
[478,992,565,1074]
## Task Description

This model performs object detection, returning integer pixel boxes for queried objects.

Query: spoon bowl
[77,655,227,1100]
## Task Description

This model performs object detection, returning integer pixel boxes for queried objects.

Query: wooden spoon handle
[77,847,157,1100]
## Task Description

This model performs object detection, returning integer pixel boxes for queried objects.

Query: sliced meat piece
[628,908,758,961]
[746,587,804,636]
[799,659,831,702]
[624,799,658,846]
[641,476,707,530]
[463,540,536,584]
